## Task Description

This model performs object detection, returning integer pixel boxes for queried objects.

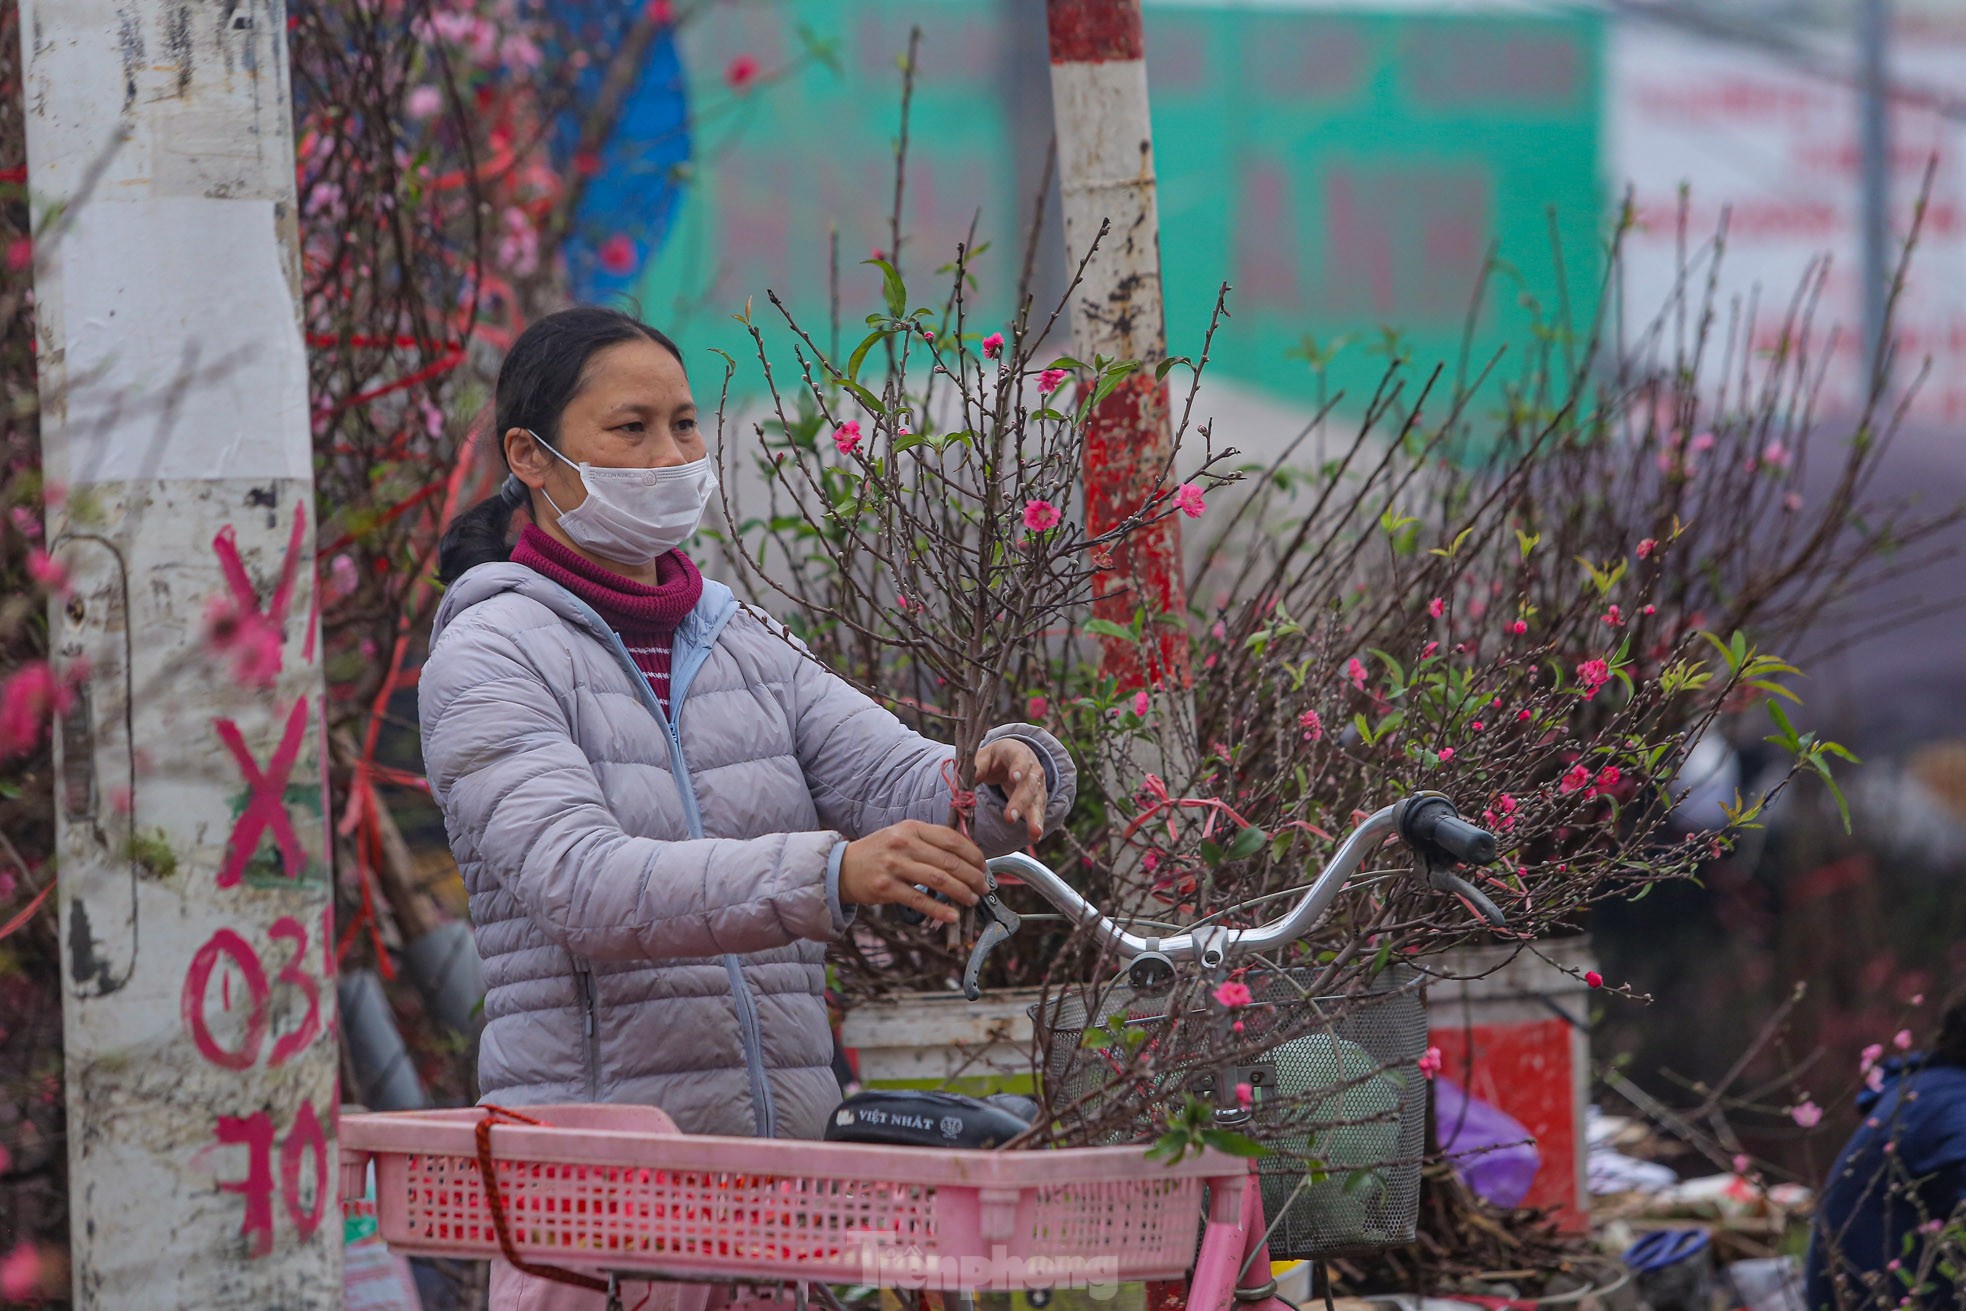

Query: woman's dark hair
[1936,986,1966,1068]
[436,306,684,584]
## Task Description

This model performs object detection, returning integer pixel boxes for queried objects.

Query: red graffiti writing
[183,929,269,1072]
[215,1111,279,1258]
[211,507,308,631]
[280,1100,329,1239]
[267,915,322,1067]
[214,1100,330,1258]
[182,918,323,1071]
[190,513,331,1260]
[213,696,311,887]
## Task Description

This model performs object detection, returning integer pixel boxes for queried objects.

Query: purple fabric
[1434,1076,1542,1208]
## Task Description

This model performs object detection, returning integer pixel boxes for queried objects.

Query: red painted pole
[1046,0,1191,696]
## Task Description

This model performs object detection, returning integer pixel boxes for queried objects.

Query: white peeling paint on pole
[19,1,338,1306]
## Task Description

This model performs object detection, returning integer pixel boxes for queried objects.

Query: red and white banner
[1610,15,1966,424]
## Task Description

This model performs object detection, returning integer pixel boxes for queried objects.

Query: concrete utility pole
[1045,0,1199,917]
[1858,0,1891,383]
[20,2,338,1306]
[1045,0,1191,696]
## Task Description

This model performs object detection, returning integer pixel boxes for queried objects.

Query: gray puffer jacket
[419,563,1075,1140]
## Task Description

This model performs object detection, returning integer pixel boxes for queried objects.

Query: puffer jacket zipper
[575,966,601,1100]
[577,598,779,1138]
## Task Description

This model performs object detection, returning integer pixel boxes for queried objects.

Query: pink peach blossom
[1026,695,1049,719]
[1790,1100,1823,1128]
[405,85,443,118]
[202,596,284,689]
[0,663,70,761]
[833,419,863,455]
[26,549,66,593]
[725,54,759,89]
[1213,980,1253,1008]
[598,234,636,275]
[0,1243,40,1302]
[982,332,1004,360]
[1418,1046,1443,1079]
[1037,367,1068,395]
[1022,499,1061,532]
[1173,482,1207,518]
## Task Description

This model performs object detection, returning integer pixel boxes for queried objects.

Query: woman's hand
[975,738,1048,843]
[839,821,988,925]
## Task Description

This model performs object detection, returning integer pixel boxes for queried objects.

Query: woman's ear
[504,426,550,489]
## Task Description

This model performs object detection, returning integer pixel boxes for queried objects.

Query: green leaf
[841,380,886,415]
[865,258,907,318]
[846,329,887,382]
[1341,1168,1385,1197]
[1225,825,1269,862]
[1085,360,1141,412]
[1765,700,1800,751]
[1155,356,1194,380]
[1083,618,1135,641]
[1198,1129,1268,1158]
[1428,526,1475,559]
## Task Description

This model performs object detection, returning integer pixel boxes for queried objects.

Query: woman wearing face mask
[422,306,1075,1308]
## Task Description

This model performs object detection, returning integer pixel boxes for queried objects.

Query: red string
[0,881,55,942]
[940,756,976,839]
[472,1106,611,1294]
[326,350,465,416]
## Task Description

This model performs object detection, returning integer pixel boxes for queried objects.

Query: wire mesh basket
[1033,967,1428,1261]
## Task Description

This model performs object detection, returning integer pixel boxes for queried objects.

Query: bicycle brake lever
[1427,861,1508,928]
[961,880,1022,1001]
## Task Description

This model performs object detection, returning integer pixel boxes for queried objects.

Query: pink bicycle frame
[1186,1168,1295,1311]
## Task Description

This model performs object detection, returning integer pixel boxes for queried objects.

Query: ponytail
[437,475,529,585]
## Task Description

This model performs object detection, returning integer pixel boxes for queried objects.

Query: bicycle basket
[1033,967,1427,1261]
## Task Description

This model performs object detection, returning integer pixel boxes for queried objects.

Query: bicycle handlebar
[1400,795,1498,865]
[970,792,1503,994]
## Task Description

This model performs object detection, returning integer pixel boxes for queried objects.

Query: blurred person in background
[1805,987,1966,1309]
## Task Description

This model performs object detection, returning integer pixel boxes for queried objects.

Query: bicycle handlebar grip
[1403,797,1499,865]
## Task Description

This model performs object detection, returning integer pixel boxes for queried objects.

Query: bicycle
[340,791,1502,1311]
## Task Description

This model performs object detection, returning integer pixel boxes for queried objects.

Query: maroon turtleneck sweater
[510,525,704,716]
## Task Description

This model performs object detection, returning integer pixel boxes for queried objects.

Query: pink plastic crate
[340,1105,1243,1289]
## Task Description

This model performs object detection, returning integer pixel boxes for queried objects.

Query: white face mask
[530,431,717,566]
